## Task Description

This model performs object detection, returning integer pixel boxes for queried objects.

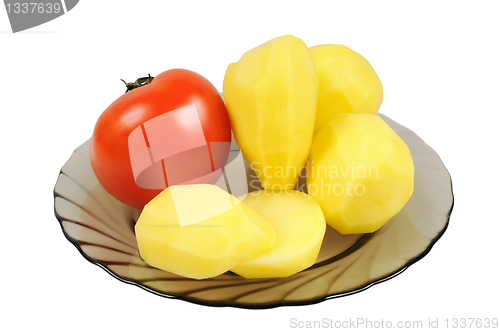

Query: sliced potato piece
[231,190,326,278]
[135,184,276,279]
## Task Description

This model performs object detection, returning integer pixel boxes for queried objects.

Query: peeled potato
[307,113,414,234]
[231,190,326,278]
[309,44,383,134]
[223,34,318,190]
[135,184,276,279]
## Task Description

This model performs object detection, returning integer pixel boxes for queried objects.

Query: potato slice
[135,184,276,279]
[231,190,326,278]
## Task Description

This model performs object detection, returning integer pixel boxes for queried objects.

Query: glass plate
[53,114,453,309]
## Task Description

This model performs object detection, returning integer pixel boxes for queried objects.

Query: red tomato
[89,69,232,209]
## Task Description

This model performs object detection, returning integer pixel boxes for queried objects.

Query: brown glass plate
[53,114,453,309]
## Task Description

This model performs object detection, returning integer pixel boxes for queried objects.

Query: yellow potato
[223,35,318,190]
[307,113,414,234]
[231,190,326,278]
[135,184,276,279]
[309,44,383,134]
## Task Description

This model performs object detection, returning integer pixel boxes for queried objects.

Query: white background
[1,1,499,331]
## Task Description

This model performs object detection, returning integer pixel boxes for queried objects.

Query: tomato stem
[121,74,154,93]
